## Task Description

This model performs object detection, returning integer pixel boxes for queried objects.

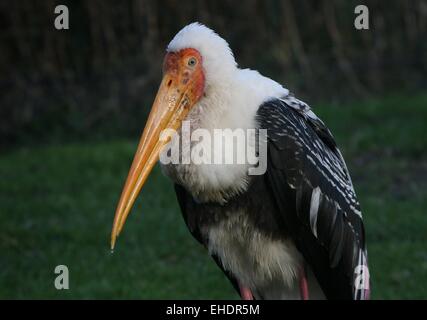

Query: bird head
[111,23,236,249]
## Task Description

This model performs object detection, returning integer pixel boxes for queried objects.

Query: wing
[174,183,241,297]
[257,95,370,300]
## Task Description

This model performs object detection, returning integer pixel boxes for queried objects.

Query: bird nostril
[167,80,172,87]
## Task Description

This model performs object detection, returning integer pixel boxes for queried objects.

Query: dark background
[1,0,426,147]
[0,1,426,299]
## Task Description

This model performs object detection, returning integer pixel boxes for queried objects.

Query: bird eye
[188,57,197,67]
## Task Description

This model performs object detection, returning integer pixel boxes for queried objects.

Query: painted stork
[110,23,370,300]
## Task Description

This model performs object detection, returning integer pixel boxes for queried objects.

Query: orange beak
[110,58,204,250]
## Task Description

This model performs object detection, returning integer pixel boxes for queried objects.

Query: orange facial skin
[163,48,205,104]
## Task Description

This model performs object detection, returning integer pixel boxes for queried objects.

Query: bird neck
[161,68,289,203]
[189,68,289,132]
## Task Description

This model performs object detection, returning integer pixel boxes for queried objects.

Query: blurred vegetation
[1,0,427,147]
[1,94,426,299]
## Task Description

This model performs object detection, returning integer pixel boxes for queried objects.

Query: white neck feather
[162,23,289,202]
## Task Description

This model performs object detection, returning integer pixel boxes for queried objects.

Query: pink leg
[299,264,309,300]
[239,283,254,300]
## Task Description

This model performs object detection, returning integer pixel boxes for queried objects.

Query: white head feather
[167,22,237,87]
[166,23,288,122]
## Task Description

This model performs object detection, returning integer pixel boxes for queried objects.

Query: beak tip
[110,234,117,251]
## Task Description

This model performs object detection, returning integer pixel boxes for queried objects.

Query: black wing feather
[257,96,370,300]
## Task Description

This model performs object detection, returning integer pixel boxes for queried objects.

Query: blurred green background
[1,1,427,299]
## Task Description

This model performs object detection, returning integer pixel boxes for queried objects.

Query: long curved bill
[110,74,195,250]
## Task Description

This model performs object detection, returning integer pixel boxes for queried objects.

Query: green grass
[1,93,427,299]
